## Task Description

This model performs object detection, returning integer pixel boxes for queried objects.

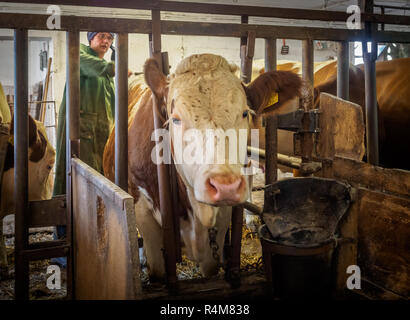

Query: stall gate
[72,158,142,299]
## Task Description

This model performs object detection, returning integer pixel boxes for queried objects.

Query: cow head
[144,54,301,227]
[1,116,55,216]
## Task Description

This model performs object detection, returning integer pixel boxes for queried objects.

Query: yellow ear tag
[8,135,14,146]
[266,92,279,108]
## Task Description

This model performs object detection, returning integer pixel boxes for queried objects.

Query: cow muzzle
[205,174,246,206]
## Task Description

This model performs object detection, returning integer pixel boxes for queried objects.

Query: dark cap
[87,32,114,42]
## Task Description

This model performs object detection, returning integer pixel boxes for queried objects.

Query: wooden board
[72,159,142,300]
[317,93,365,161]
[356,188,410,299]
[330,157,410,199]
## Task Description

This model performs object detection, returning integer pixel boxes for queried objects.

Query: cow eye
[172,117,181,125]
[242,110,249,118]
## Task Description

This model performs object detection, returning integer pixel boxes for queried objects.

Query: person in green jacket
[53,32,115,197]
[52,32,116,266]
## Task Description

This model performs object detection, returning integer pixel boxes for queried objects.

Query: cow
[0,115,56,278]
[255,58,410,171]
[103,54,302,280]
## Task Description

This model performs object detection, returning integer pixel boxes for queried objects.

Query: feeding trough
[259,177,353,299]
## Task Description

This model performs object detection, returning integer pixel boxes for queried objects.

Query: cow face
[144,54,301,227]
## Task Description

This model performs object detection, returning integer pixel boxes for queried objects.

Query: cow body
[0,116,55,278]
[103,54,302,280]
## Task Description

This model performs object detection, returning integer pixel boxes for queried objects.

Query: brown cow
[0,115,56,278]
[103,54,302,280]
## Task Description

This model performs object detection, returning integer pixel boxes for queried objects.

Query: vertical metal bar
[115,33,128,190]
[301,39,314,166]
[66,30,80,299]
[151,10,163,71]
[264,38,278,185]
[363,0,379,165]
[302,39,314,94]
[14,28,29,301]
[151,10,177,292]
[337,41,349,100]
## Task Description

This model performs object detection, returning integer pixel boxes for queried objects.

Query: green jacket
[53,44,115,196]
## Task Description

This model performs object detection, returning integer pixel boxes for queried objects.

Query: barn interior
[0,0,409,302]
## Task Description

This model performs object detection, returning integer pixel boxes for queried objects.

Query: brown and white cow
[0,115,56,278]
[103,54,302,280]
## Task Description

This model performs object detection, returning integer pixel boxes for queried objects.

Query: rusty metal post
[337,41,349,101]
[115,33,128,190]
[362,0,379,165]
[14,28,29,300]
[301,39,314,169]
[151,9,177,292]
[66,30,80,299]
[264,38,278,186]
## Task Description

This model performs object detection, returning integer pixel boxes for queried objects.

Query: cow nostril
[206,178,218,196]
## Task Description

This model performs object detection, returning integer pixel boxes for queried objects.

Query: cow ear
[144,58,168,101]
[28,115,38,147]
[244,71,302,115]
[9,114,38,147]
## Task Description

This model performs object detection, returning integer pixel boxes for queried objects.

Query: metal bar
[247,146,302,169]
[337,41,350,100]
[151,10,177,292]
[301,39,314,166]
[66,30,80,300]
[115,33,129,191]
[14,28,29,301]
[1,13,410,43]
[363,0,379,166]
[151,10,163,71]
[228,205,243,288]
[1,0,409,25]
[22,245,70,261]
[264,38,278,185]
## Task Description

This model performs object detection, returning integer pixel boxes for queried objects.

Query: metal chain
[208,227,226,270]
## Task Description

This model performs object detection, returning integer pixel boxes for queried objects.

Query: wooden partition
[315,93,410,299]
[72,159,142,300]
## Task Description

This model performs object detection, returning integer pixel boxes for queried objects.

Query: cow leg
[0,217,9,279]
[134,194,166,282]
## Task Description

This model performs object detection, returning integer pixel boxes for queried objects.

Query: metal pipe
[14,28,29,300]
[363,0,379,166]
[247,146,302,169]
[264,38,278,185]
[301,39,314,167]
[363,43,379,165]
[115,33,128,191]
[1,13,410,42]
[151,10,177,292]
[337,41,350,100]
[66,30,80,299]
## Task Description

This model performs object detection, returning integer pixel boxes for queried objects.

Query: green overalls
[53,44,115,196]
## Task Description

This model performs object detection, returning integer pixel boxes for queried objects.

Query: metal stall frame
[1,0,409,300]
